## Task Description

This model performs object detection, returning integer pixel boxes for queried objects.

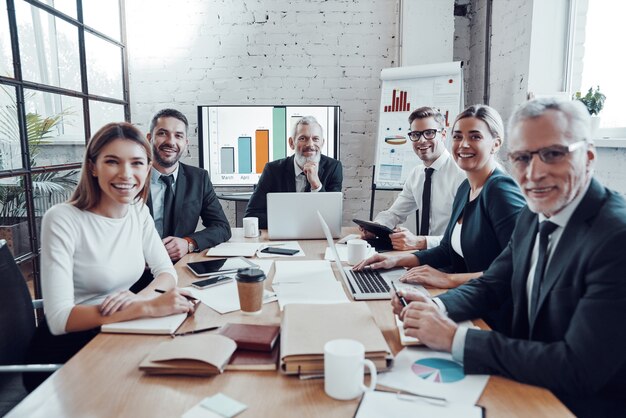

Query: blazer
[416,168,526,274]
[244,154,343,228]
[439,178,626,417]
[148,163,231,251]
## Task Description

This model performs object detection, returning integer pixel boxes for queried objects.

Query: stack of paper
[271,260,349,309]
[280,303,393,375]
[355,391,484,418]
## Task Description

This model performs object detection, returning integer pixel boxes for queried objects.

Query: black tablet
[352,219,394,236]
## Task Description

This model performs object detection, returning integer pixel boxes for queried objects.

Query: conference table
[8,228,573,417]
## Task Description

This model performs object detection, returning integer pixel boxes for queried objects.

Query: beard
[153,143,183,168]
[294,146,321,167]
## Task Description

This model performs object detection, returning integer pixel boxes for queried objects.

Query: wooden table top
[8,228,573,418]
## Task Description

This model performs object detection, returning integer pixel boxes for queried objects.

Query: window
[569,0,626,137]
[0,0,129,297]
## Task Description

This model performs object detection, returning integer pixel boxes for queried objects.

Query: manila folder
[140,334,237,376]
[280,303,392,374]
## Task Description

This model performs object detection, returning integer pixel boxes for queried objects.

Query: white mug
[346,239,371,265]
[324,339,377,400]
[243,217,259,238]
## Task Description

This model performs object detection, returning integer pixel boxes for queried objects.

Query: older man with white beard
[245,116,343,229]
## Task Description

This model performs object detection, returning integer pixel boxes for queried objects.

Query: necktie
[419,168,434,236]
[529,221,558,320]
[160,174,175,237]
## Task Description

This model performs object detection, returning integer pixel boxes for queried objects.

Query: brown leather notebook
[219,323,280,352]
[225,339,280,371]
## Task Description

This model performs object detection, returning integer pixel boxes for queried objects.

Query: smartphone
[187,257,256,277]
[260,247,300,256]
[191,275,233,289]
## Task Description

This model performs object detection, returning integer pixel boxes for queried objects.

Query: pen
[154,288,198,302]
[171,325,221,338]
[391,282,408,307]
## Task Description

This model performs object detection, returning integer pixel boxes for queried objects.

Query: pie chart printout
[411,358,465,383]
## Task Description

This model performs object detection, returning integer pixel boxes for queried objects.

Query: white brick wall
[125,0,399,226]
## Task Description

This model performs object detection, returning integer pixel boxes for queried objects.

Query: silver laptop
[317,211,426,300]
[267,192,342,239]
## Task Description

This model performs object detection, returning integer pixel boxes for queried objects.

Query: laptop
[317,211,427,301]
[267,192,342,240]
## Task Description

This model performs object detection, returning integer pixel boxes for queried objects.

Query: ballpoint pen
[391,282,408,307]
[171,325,221,338]
[154,288,198,302]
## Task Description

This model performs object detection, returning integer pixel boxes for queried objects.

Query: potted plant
[0,88,78,256]
[573,86,606,136]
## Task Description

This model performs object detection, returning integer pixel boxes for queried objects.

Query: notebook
[280,302,392,375]
[317,211,427,300]
[267,192,342,239]
[218,323,280,352]
[101,313,188,335]
[139,334,237,376]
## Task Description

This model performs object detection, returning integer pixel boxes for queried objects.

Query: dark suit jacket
[244,154,343,228]
[148,163,231,250]
[439,178,626,417]
[416,168,526,274]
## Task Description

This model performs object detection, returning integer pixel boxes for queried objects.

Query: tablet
[352,219,393,237]
[186,257,257,277]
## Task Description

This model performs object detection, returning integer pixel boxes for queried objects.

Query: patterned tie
[529,221,559,320]
[419,168,434,236]
[160,174,175,237]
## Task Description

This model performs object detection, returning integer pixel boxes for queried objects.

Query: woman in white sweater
[26,122,195,389]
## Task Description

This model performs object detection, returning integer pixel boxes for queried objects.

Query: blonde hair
[69,122,152,210]
[453,104,505,144]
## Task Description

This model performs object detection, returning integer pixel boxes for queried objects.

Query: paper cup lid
[236,268,266,282]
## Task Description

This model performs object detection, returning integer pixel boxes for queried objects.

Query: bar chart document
[199,105,340,186]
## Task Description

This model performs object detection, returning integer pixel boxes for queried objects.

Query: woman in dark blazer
[356,104,525,289]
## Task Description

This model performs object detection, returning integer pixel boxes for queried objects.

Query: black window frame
[0,0,130,297]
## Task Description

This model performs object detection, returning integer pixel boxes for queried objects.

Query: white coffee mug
[346,239,371,265]
[324,339,377,400]
[243,217,259,238]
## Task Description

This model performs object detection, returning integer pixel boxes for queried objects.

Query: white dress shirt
[374,149,466,248]
[150,166,179,236]
[294,158,322,193]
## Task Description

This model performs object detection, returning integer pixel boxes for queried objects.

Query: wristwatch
[184,237,197,253]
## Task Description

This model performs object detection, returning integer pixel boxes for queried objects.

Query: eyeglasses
[508,140,587,167]
[407,129,441,142]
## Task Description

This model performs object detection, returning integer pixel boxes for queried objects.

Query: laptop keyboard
[348,269,390,294]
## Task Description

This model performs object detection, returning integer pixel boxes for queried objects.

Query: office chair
[0,239,60,414]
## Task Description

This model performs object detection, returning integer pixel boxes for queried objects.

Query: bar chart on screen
[199,105,340,186]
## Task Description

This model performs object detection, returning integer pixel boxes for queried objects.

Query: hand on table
[100,290,144,316]
[163,236,188,260]
[147,288,198,317]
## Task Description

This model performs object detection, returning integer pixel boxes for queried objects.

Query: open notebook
[101,313,188,335]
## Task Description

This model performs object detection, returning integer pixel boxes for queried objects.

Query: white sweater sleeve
[41,205,80,336]
[139,204,177,282]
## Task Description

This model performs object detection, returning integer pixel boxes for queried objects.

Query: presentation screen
[198,105,340,186]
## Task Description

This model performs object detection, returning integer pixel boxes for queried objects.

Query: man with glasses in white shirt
[360,107,465,250]
[391,98,626,417]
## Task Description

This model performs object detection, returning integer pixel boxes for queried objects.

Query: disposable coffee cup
[235,268,266,315]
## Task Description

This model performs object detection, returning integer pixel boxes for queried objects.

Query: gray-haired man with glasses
[361,106,465,250]
[391,97,626,417]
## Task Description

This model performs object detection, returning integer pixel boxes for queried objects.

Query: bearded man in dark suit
[244,116,343,229]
